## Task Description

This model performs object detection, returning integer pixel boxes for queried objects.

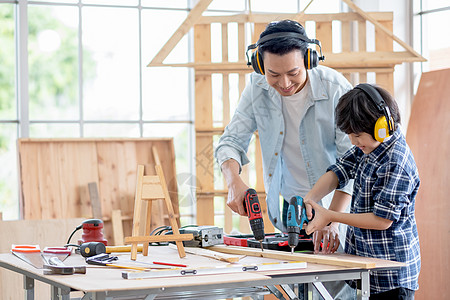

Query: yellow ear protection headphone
[354,83,394,143]
[246,32,325,75]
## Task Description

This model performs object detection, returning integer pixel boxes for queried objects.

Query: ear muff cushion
[374,116,391,142]
[251,50,265,75]
[304,48,319,69]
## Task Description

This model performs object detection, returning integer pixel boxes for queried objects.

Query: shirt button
[273,217,277,223]
[307,162,310,167]
[269,173,272,177]
[302,140,305,144]
[280,131,283,135]
[275,152,278,156]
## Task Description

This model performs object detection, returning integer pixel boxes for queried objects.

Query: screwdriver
[244,189,265,251]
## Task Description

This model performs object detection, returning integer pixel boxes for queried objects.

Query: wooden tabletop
[0,246,404,293]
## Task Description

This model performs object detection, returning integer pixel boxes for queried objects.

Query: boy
[304,83,420,299]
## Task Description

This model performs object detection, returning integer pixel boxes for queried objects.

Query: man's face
[348,132,381,154]
[263,50,308,97]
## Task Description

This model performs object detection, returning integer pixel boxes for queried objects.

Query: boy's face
[263,50,308,97]
[348,132,381,154]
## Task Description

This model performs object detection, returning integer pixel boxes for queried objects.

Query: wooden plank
[195,136,215,225]
[375,20,394,94]
[18,139,178,244]
[88,182,102,219]
[169,244,242,263]
[130,165,145,260]
[194,23,214,226]
[38,142,62,219]
[292,0,315,23]
[238,22,245,63]
[358,19,367,83]
[315,22,332,54]
[111,209,124,246]
[342,0,423,59]
[125,234,193,244]
[142,184,165,200]
[406,69,450,300]
[0,218,84,300]
[148,0,213,65]
[197,12,394,24]
[208,245,388,269]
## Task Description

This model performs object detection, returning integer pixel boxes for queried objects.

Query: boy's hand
[304,200,332,236]
[312,223,340,254]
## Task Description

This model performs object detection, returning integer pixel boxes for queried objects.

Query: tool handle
[106,245,143,253]
[244,188,262,220]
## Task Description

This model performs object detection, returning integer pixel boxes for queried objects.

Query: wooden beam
[148,51,424,71]
[125,234,193,243]
[197,12,394,24]
[148,0,213,65]
[292,0,315,23]
[208,245,387,269]
[341,0,425,61]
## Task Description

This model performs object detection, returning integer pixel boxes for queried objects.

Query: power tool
[287,196,314,254]
[178,226,223,248]
[78,219,108,246]
[66,219,108,247]
[243,188,265,251]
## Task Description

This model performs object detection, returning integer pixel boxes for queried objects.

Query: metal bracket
[280,284,299,300]
[266,285,287,300]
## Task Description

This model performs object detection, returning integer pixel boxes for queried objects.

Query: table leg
[357,271,370,300]
[51,286,71,300]
[23,275,34,300]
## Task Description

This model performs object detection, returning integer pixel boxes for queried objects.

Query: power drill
[287,196,314,254]
[243,188,265,251]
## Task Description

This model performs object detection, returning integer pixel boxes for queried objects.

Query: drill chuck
[250,218,265,241]
[287,226,300,249]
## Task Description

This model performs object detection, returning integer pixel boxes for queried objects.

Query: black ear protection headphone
[354,83,394,142]
[246,31,325,75]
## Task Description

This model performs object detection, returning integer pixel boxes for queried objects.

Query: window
[413,1,450,74]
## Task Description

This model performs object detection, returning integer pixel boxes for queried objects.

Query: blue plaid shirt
[328,128,420,294]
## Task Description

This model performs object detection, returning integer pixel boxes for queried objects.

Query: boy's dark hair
[258,20,308,57]
[336,84,401,139]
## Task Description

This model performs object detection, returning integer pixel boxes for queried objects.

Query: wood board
[0,218,84,300]
[17,138,179,244]
[208,245,405,270]
[406,68,450,300]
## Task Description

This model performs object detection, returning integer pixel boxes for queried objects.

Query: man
[214,19,354,299]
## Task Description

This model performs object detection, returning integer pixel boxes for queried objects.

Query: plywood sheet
[406,68,450,300]
[18,138,179,243]
[0,218,84,300]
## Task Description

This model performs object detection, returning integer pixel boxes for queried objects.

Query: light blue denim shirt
[215,65,354,232]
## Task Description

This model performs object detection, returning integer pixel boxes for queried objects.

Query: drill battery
[178,226,224,248]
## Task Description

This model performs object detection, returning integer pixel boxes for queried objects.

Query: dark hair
[336,84,401,139]
[258,20,308,57]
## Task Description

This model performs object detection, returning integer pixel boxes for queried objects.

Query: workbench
[0,245,403,300]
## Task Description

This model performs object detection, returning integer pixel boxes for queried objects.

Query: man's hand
[226,180,249,216]
[220,159,249,216]
[312,223,340,254]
